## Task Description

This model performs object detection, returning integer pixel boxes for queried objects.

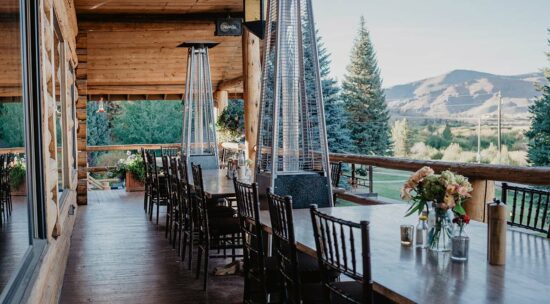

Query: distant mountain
[385,69,547,120]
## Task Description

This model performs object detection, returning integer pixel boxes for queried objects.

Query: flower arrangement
[401,167,473,251]
[111,151,145,182]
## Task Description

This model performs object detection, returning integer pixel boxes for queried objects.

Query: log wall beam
[242,28,261,166]
[76,31,88,205]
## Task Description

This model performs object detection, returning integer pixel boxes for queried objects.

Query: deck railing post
[368,165,374,194]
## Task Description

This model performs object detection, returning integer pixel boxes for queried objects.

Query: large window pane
[0,0,30,292]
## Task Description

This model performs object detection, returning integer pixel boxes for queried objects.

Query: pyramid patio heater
[179,41,219,169]
[255,0,333,208]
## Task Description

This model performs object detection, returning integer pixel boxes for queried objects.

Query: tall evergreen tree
[342,17,392,155]
[302,22,353,153]
[315,35,353,153]
[526,30,550,166]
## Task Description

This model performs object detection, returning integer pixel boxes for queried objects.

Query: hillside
[385,69,547,120]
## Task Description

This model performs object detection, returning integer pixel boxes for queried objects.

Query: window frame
[0,0,49,302]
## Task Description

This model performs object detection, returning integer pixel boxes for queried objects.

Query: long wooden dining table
[259,204,550,304]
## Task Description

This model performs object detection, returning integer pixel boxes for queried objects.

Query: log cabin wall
[24,0,80,302]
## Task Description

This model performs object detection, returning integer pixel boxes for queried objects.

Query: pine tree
[342,17,392,155]
[316,34,353,153]
[526,30,550,166]
[302,22,353,153]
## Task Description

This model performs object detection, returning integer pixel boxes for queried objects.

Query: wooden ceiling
[76,0,245,99]
[75,0,243,14]
[81,20,243,98]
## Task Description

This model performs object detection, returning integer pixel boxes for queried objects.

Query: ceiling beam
[77,12,244,24]
[217,76,243,91]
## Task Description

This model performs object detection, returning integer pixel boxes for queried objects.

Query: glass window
[0,0,30,293]
[53,19,65,191]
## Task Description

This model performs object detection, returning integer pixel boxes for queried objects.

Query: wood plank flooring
[60,190,243,304]
[0,196,29,292]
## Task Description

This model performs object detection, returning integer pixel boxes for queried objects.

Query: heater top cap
[177,41,220,49]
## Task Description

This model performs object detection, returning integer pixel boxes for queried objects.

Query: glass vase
[451,226,469,261]
[428,208,453,252]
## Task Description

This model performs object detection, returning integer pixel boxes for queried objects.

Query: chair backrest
[267,189,301,304]
[177,157,193,222]
[330,162,343,188]
[141,148,149,182]
[169,157,180,200]
[233,180,266,291]
[502,183,550,238]
[191,163,210,243]
[145,151,155,183]
[310,205,373,304]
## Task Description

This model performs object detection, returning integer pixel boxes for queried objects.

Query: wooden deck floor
[60,190,243,304]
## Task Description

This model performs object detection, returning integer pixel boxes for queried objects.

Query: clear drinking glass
[400,225,414,246]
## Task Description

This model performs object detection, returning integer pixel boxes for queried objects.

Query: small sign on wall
[216,18,243,36]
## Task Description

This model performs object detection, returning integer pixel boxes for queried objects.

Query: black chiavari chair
[310,205,392,304]
[141,148,151,213]
[166,156,181,245]
[191,163,242,291]
[179,157,195,269]
[147,151,170,225]
[267,189,333,304]
[234,180,275,303]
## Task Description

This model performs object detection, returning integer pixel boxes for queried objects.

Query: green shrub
[9,160,26,188]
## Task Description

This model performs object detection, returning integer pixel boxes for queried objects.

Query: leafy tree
[342,17,392,155]
[391,118,413,157]
[0,102,25,148]
[217,99,245,143]
[526,30,550,166]
[111,100,182,145]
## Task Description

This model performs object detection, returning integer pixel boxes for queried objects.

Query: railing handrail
[82,145,550,186]
[329,153,550,186]
[85,143,181,152]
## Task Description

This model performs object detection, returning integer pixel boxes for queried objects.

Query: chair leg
[165,203,170,238]
[188,228,194,270]
[196,246,203,279]
[156,198,160,225]
[203,248,209,291]
[181,230,188,262]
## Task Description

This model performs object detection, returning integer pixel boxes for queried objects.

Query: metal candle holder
[179,41,219,169]
[255,0,332,208]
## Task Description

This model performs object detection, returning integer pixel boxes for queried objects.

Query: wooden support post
[464,179,495,222]
[242,28,262,166]
[214,90,228,118]
[76,31,88,205]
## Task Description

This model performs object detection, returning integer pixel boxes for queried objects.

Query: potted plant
[9,157,26,196]
[110,151,145,192]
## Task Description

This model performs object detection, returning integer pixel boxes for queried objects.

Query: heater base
[257,172,332,209]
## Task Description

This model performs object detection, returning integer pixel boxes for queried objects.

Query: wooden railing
[329,153,550,186]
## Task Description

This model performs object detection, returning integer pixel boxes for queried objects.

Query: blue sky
[312,0,550,87]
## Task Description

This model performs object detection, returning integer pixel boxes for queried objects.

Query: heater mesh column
[256,0,332,207]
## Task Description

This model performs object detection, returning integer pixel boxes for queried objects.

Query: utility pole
[477,116,481,163]
[497,91,502,164]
